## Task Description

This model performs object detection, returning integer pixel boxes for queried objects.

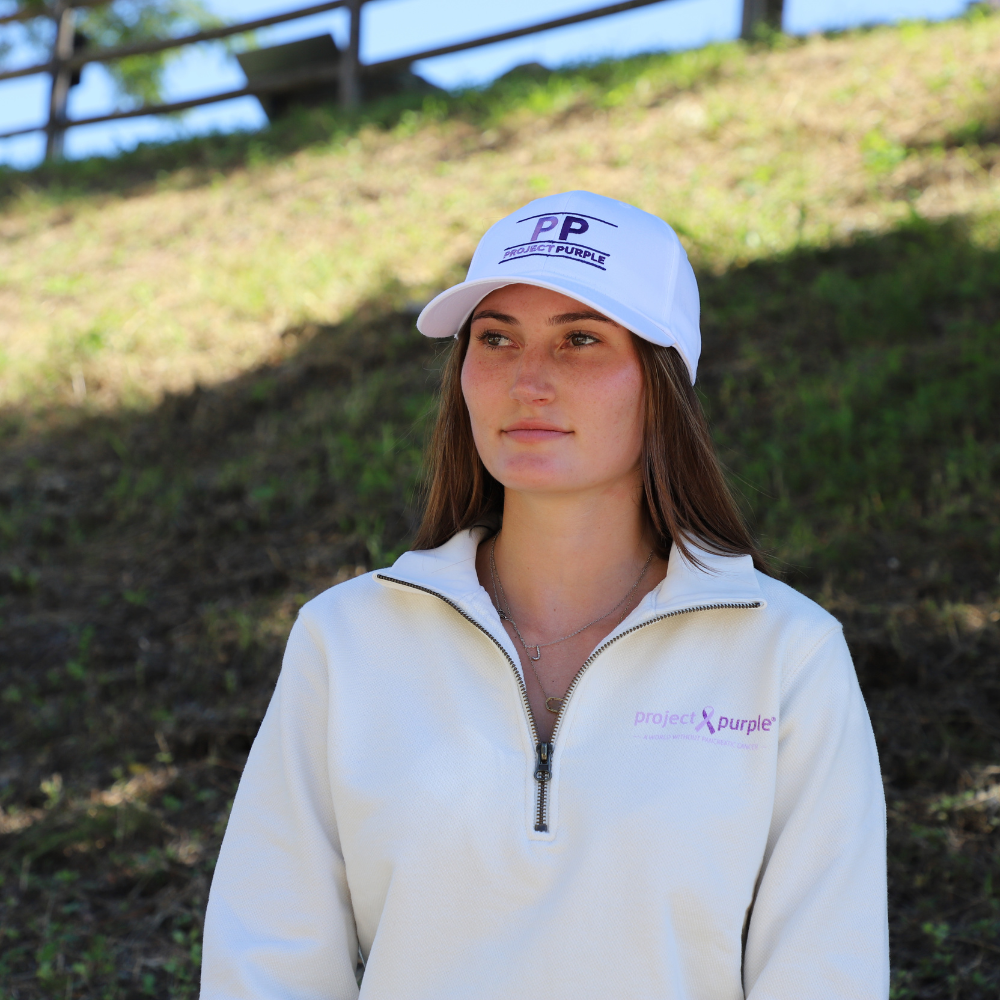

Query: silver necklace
[489,534,654,713]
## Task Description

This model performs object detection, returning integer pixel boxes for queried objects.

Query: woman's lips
[502,426,571,443]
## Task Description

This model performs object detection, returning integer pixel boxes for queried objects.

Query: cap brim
[416,275,696,384]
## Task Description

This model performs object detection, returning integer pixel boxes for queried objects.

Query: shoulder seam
[779,622,844,698]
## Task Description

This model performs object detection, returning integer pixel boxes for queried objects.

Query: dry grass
[1,10,999,999]
[3,12,1000,415]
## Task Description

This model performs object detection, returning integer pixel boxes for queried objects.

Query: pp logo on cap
[498,210,618,271]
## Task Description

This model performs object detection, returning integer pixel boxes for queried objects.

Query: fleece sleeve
[743,627,889,1000]
[200,615,360,1000]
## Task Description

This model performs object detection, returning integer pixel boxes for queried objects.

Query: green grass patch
[2,10,1000,996]
[1,215,998,996]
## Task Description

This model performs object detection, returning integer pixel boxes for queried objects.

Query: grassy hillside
[2,9,1000,999]
[4,10,1000,419]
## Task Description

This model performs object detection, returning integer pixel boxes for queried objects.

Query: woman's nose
[509,349,555,405]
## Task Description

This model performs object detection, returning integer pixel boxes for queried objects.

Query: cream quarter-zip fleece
[201,530,889,1000]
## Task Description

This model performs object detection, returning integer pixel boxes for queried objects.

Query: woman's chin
[488,453,570,486]
[493,467,609,497]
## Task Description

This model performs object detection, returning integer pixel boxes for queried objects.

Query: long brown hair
[413,322,768,572]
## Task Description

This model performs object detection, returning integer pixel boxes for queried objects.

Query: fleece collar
[376,529,765,640]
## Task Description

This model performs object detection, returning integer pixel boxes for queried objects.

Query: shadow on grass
[0,215,998,998]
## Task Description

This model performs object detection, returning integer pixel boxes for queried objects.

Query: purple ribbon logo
[695,706,715,735]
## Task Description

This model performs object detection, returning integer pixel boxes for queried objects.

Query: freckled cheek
[461,357,507,437]
[572,367,644,439]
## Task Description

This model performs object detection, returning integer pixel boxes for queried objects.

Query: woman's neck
[474,480,670,742]
[484,483,666,636]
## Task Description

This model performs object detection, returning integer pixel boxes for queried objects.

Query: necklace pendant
[530,645,541,661]
[545,696,563,714]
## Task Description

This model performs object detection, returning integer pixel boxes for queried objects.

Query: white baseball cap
[416,190,701,383]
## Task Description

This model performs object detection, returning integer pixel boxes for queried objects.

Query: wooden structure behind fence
[0,0,784,160]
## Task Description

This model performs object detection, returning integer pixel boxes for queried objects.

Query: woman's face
[462,283,645,498]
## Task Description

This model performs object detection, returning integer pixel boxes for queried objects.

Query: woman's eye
[478,331,511,348]
[568,332,599,347]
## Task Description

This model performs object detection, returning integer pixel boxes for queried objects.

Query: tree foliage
[1,0,224,107]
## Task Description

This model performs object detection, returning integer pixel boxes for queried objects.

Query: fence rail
[0,0,783,160]
[0,0,358,82]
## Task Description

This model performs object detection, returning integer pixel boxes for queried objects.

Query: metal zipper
[376,574,759,833]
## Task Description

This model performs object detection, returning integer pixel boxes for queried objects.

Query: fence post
[340,0,361,109]
[45,0,75,160]
[741,0,784,39]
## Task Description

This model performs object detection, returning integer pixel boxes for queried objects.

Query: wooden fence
[0,0,785,160]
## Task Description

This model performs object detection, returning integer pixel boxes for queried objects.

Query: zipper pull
[534,742,553,783]
[533,742,554,832]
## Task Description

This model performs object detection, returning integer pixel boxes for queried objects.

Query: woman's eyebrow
[548,310,618,326]
[471,309,519,324]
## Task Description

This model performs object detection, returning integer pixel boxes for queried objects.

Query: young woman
[201,192,889,999]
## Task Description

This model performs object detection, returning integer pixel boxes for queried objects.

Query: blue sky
[0,0,970,168]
